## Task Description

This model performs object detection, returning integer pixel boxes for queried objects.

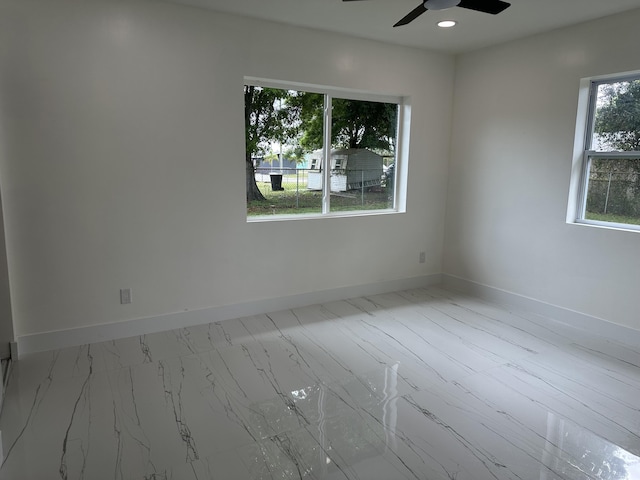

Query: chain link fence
[586,158,640,220]
[250,167,394,215]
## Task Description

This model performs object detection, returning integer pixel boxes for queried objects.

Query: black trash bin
[270,174,284,191]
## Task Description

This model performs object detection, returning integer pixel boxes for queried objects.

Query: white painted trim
[443,274,640,345]
[247,209,401,223]
[244,76,404,105]
[16,274,443,357]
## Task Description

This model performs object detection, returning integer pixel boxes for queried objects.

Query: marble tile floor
[1,286,639,480]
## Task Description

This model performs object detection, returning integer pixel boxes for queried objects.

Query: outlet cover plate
[120,288,132,304]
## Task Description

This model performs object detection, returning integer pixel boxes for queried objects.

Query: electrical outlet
[419,252,426,264]
[120,288,132,305]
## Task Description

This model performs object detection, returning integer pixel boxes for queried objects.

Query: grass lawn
[247,181,392,216]
[585,212,640,226]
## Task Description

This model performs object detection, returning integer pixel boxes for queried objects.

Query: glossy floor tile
[1,287,639,479]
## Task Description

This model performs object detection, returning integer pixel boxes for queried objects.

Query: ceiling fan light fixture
[424,0,461,10]
[437,20,457,28]
[388,0,510,28]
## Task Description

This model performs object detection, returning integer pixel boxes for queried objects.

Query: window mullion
[322,94,332,214]
[589,151,640,159]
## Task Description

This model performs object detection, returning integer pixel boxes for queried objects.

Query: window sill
[570,219,640,234]
[247,209,403,223]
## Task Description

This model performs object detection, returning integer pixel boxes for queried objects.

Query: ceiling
[158,0,640,53]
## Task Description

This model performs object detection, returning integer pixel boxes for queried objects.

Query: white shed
[307,148,383,192]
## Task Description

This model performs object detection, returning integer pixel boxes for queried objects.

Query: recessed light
[437,20,457,28]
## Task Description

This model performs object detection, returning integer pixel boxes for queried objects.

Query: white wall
[0,0,454,342]
[445,9,640,330]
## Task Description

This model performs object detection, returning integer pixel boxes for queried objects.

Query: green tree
[594,80,640,151]
[289,93,397,153]
[244,86,292,201]
[287,92,324,152]
[333,98,397,152]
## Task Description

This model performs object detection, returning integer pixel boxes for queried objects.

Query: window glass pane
[591,79,640,152]
[584,156,640,226]
[329,98,397,213]
[245,83,400,218]
[245,86,323,216]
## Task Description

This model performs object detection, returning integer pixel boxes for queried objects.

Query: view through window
[245,83,400,218]
[580,75,640,229]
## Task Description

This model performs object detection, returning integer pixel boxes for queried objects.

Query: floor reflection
[542,413,640,480]
[244,364,402,478]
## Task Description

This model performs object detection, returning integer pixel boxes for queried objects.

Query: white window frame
[245,77,409,221]
[569,72,640,232]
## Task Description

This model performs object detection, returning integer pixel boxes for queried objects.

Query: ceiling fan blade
[457,0,510,15]
[394,4,428,27]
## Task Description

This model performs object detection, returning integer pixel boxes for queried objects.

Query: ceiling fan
[343,0,511,27]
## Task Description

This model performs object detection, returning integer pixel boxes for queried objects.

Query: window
[575,74,640,230]
[244,79,405,218]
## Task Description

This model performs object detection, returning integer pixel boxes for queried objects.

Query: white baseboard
[443,274,640,345]
[16,274,443,357]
